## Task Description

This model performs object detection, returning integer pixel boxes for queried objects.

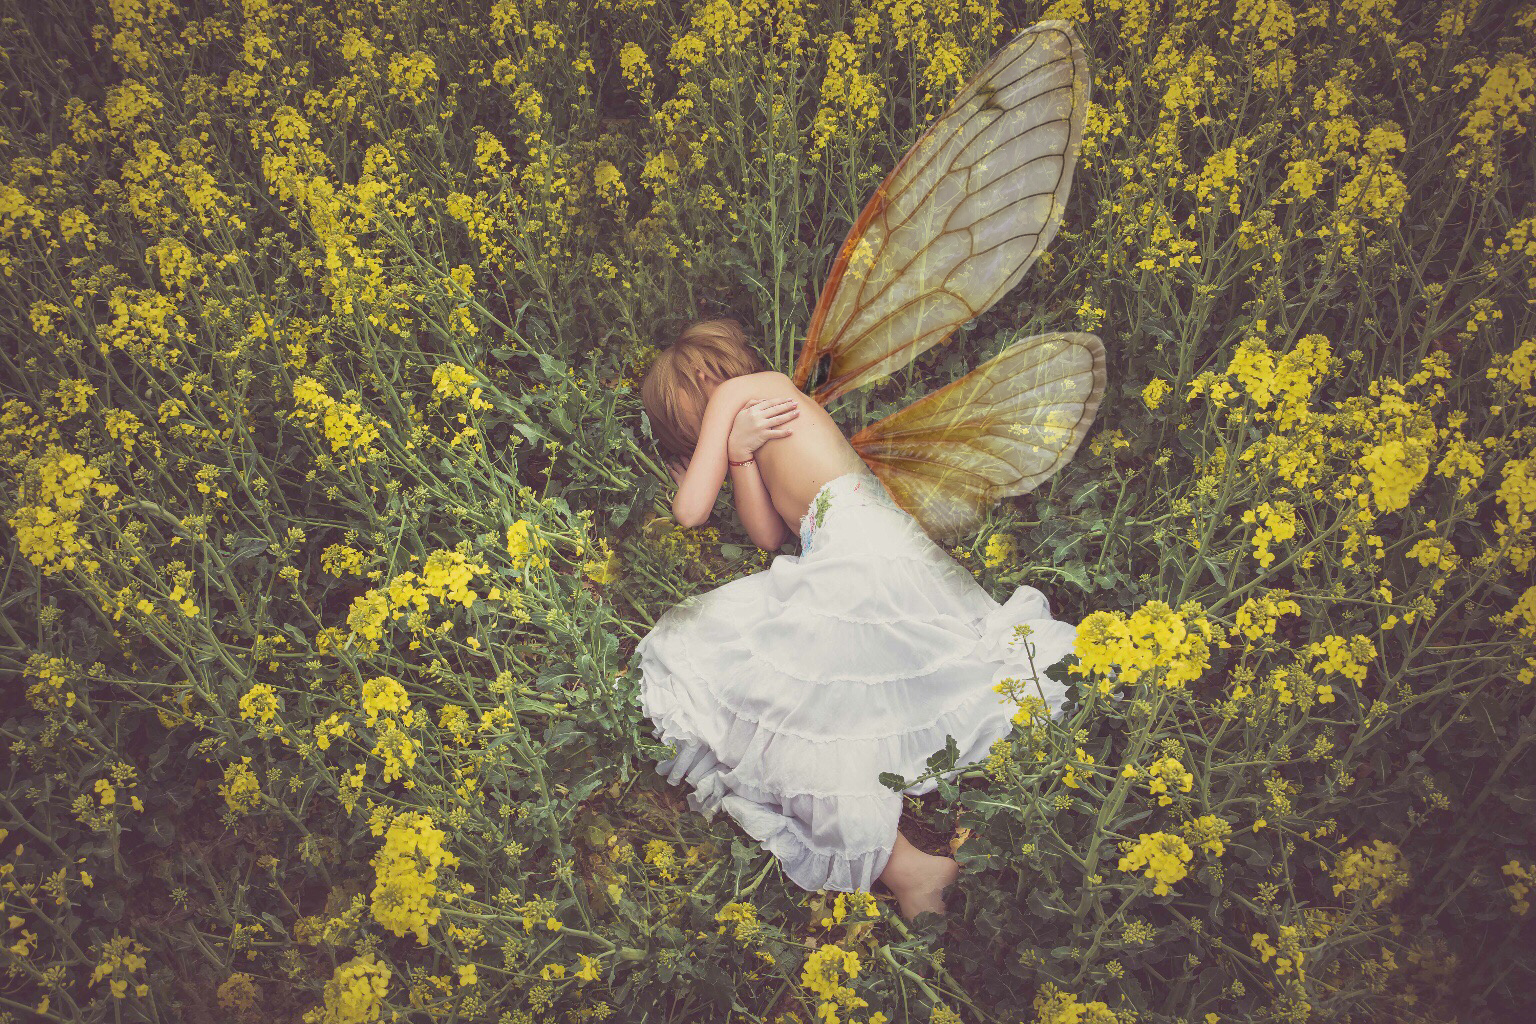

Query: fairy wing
[790,19,1091,405]
[850,331,1106,543]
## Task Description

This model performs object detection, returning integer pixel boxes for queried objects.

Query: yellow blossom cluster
[1501,860,1532,916]
[88,934,150,1001]
[1191,338,1486,576]
[321,543,367,577]
[715,900,762,943]
[1118,831,1195,896]
[290,376,383,467]
[305,952,391,1024]
[508,520,553,573]
[1029,981,1118,1024]
[983,531,1016,567]
[1071,599,1225,692]
[1240,500,1300,569]
[514,895,561,933]
[811,33,883,159]
[346,549,498,653]
[1121,754,1194,807]
[431,363,492,414]
[369,811,461,944]
[582,537,622,584]
[358,675,420,785]
[1304,633,1375,687]
[800,943,881,1024]
[24,652,78,714]
[818,890,880,930]
[1495,586,1536,684]
[643,838,678,881]
[1232,589,1302,650]
[8,445,118,575]
[1181,814,1233,857]
[1251,924,1307,980]
[220,756,262,815]
[1063,745,1096,789]
[1331,839,1408,908]
[239,682,282,734]
[1447,52,1535,182]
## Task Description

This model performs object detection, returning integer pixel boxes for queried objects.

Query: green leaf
[926,734,960,771]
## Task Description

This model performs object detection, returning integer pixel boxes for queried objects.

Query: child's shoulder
[735,369,792,387]
[719,369,795,400]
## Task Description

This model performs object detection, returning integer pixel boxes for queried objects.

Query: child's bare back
[732,371,871,535]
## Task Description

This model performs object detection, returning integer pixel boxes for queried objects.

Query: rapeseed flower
[1118,831,1194,896]
[369,811,459,944]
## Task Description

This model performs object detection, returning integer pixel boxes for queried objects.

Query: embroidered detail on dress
[798,468,900,553]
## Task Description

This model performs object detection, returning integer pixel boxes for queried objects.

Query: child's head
[641,318,768,460]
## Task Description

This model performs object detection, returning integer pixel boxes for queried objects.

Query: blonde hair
[641,318,769,459]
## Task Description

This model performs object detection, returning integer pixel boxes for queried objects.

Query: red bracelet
[728,456,756,466]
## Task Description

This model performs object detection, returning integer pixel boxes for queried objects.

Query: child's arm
[725,397,798,550]
[730,459,791,551]
[670,376,751,528]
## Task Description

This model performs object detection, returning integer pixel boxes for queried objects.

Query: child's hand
[728,397,799,462]
[664,454,690,486]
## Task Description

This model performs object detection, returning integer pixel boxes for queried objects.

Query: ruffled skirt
[633,466,1079,893]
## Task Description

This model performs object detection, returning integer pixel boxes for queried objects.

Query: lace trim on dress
[641,658,1014,798]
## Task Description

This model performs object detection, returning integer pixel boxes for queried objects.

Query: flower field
[2,0,1534,1022]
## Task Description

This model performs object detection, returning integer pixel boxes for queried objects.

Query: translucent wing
[850,332,1106,543]
[791,20,1091,405]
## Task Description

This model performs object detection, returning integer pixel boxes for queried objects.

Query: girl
[634,318,1079,921]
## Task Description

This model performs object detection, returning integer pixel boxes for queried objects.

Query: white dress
[633,465,1079,893]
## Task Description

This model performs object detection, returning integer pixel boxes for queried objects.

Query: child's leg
[878,830,960,921]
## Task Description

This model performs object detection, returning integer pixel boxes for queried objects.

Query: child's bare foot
[894,855,959,921]
[879,833,961,921]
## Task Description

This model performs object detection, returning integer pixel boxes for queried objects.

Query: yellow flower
[1070,600,1222,690]
[313,953,390,1023]
[1029,981,1118,1024]
[983,532,1016,568]
[1240,501,1299,568]
[1360,438,1430,513]
[369,812,459,944]
[220,758,261,815]
[507,520,552,572]
[800,944,868,1020]
[1145,755,1194,807]
[644,839,678,881]
[1330,839,1407,908]
[715,901,761,942]
[239,683,281,725]
[1117,832,1194,896]
[582,537,621,583]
